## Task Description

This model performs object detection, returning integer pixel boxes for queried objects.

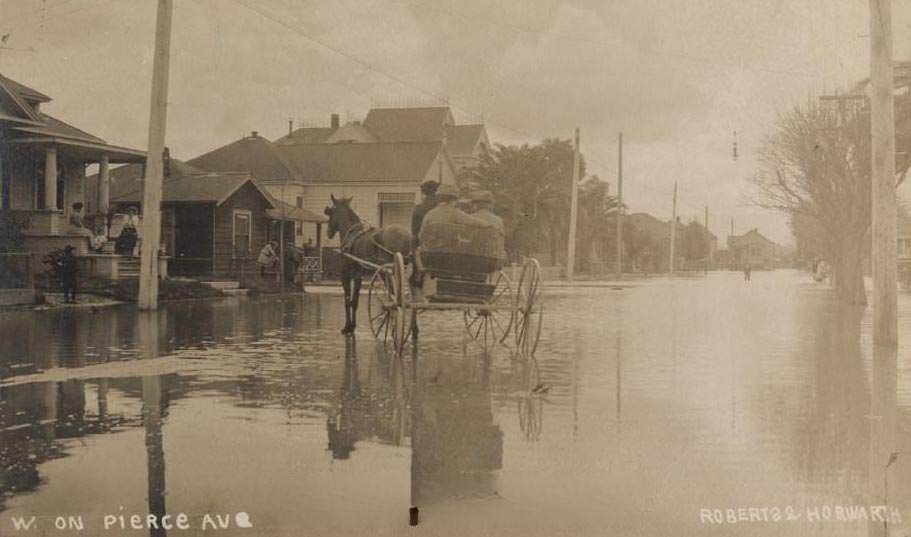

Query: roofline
[263,180,422,187]
[0,116,44,127]
[5,137,146,161]
[366,105,451,111]
[0,76,41,122]
[216,177,276,208]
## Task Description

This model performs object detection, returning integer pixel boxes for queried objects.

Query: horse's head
[324,194,357,240]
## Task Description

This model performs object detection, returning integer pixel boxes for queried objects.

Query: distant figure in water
[743,264,752,282]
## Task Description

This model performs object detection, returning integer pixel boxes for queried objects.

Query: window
[377,192,416,228]
[296,196,304,208]
[233,210,252,258]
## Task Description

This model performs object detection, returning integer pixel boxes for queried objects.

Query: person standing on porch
[60,245,78,304]
[258,240,279,278]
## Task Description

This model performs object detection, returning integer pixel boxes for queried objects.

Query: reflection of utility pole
[869,0,898,346]
[566,128,581,281]
[142,375,167,537]
[138,0,174,310]
[615,132,624,280]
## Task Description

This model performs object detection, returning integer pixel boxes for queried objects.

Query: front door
[172,204,213,275]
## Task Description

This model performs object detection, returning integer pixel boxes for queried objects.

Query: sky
[1,0,911,245]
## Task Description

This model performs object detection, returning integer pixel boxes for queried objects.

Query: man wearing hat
[419,183,493,245]
[411,180,440,247]
[469,190,504,235]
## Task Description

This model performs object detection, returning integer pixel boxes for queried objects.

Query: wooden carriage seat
[420,221,506,279]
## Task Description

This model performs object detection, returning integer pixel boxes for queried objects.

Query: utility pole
[615,132,624,280]
[669,181,677,274]
[279,180,286,293]
[704,205,709,273]
[138,0,173,311]
[566,127,581,281]
[870,0,897,347]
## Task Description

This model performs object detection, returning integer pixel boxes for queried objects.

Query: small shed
[111,172,278,276]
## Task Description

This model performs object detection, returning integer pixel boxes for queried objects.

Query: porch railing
[0,252,35,289]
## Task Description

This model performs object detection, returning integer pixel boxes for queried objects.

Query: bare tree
[752,67,911,304]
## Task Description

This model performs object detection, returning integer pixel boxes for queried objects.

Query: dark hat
[469,190,494,203]
[420,180,440,195]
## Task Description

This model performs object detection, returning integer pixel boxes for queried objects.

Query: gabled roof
[0,74,42,122]
[189,135,299,181]
[0,73,50,103]
[446,124,486,155]
[97,159,205,200]
[14,113,106,143]
[325,122,376,143]
[728,228,776,247]
[111,171,275,207]
[274,127,335,145]
[277,142,444,183]
[362,106,453,142]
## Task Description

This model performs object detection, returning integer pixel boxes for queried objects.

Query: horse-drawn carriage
[342,222,542,354]
[326,195,543,354]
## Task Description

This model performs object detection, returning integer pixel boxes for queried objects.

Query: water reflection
[143,376,167,537]
[409,345,503,509]
[1,274,910,535]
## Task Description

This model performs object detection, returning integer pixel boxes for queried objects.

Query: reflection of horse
[324,195,412,335]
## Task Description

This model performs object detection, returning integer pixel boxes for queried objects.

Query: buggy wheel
[463,270,514,351]
[389,253,409,352]
[368,267,395,342]
[515,258,543,355]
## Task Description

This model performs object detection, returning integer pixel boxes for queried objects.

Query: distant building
[727,228,780,268]
[107,165,325,277]
[188,106,485,248]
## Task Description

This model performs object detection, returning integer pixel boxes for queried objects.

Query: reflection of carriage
[341,221,543,353]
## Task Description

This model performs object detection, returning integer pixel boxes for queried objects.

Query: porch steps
[199,280,240,290]
[117,259,141,280]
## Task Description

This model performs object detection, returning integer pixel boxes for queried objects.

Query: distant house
[626,212,686,272]
[0,72,144,295]
[190,107,474,248]
[278,141,456,242]
[727,228,780,268]
[109,167,283,276]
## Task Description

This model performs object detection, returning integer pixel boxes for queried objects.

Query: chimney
[251,130,259,138]
[331,113,340,129]
[288,120,293,137]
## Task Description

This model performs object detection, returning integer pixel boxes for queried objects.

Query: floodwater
[1,270,910,536]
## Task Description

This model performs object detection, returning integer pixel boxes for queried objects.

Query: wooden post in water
[566,128,581,281]
[870,0,897,346]
[138,0,173,310]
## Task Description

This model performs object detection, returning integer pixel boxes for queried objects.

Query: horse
[324,195,415,336]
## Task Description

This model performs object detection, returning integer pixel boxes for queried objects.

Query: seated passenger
[419,184,493,247]
[469,190,505,235]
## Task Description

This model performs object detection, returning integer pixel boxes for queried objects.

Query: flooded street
[2,270,910,536]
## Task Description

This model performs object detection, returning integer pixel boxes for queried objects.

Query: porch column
[97,154,110,215]
[44,145,57,210]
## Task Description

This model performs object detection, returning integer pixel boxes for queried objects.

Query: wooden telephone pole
[704,205,709,272]
[615,133,624,280]
[870,0,897,346]
[138,0,174,310]
[669,182,677,274]
[566,127,581,281]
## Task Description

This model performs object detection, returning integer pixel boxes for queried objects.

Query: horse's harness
[340,220,399,261]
